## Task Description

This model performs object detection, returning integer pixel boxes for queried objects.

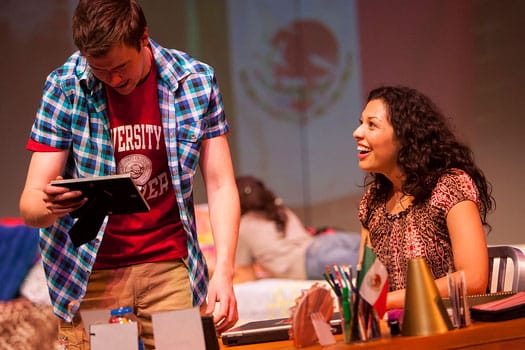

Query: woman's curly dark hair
[365,86,495,228]
[236,175,288,235]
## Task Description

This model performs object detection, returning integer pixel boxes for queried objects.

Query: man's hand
[205,268,239,334]
[43,177,87,217]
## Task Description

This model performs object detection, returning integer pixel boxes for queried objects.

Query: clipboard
[51,174,150,247]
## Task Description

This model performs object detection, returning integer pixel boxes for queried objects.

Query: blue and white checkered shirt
[29,39,229,322]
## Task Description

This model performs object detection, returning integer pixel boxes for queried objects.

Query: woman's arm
[386,200,488,310]
[446,200,488,294]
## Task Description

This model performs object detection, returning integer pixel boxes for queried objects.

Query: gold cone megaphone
[402,257,453,336]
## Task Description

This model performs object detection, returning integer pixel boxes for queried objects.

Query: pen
[322,272,335,289]
[333,264,343,287]
[348,265,357,293]
[336,264,350,289]
[342,286,351,343]
[324,266,342,296]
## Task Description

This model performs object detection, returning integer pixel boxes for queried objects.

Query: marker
[342,286,352,343]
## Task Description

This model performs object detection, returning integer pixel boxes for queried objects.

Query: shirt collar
[73,38,191,94]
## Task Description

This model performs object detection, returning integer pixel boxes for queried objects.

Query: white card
[152,307,205,350]
[310,312,336,346]
[80,308,112,335]
[90,322,139,350]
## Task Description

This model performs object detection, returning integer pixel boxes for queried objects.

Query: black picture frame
[51,174,150,247]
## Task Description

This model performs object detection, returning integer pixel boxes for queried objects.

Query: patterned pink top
[358,169,481,291]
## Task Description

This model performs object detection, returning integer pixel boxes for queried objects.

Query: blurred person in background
[234,175,360,282]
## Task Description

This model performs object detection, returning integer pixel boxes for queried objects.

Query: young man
[19,0,239,348]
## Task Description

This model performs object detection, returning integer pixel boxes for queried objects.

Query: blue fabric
[305,231,361,280]
[0,224,39,300]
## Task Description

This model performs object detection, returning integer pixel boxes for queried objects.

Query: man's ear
[141,27,149,46]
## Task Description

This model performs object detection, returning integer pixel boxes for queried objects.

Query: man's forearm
[19,188,57,228]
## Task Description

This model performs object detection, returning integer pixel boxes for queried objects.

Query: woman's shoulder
[437,168,476,189]
[431,168,480,209]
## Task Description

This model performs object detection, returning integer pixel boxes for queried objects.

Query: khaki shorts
[57,259,192,350]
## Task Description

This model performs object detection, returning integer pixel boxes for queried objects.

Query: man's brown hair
[72,0,147,57]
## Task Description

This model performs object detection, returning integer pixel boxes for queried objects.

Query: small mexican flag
[358,245,389,318]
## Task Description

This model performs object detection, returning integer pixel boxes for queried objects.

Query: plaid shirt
[29,39,229,322]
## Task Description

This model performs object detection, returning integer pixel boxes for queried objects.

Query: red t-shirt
[93,48,186,269]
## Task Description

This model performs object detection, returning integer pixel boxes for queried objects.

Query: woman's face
[352,99,401,177]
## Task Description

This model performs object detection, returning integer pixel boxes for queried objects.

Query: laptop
[221,312,341,346]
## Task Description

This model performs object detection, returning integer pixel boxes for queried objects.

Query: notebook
[221,313,341,346]
[470,291,525,322]
[442,291,516,309]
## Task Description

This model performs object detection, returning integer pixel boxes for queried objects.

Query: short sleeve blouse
[358,169,481,291]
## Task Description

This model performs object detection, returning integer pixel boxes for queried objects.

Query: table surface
[219,316,525,349]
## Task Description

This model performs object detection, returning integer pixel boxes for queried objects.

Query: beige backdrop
[1,0,524,246]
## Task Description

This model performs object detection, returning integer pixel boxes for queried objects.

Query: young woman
[234,175,361,282]
[353,86,495,310]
